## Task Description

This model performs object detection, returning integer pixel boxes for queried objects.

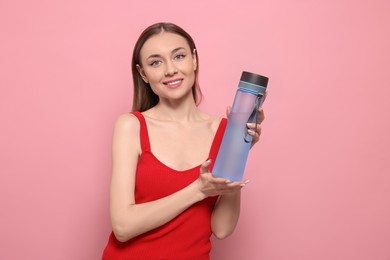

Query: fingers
[214,179,250,193]
[200,159,212,174]
[200,161,233,183]
[223,179,249,188]
[246,106,264,143]
[200,160,230,184]
[246,122,262,131]
[247,121,261,148]
[211,176,250,189]
[246,122,262,136]
[240,179,250,187]
[257,107,265,124]
[226,106,232,118]
[199,160,250,196]
[246,108,265,130]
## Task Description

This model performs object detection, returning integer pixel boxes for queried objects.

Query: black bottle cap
[241,71,269,88]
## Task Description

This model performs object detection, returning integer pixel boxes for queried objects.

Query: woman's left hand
[226,92,267,149]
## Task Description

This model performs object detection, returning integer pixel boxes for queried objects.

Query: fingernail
[225,179,232,183]
[240,180,250,187]
[246,123,255,128]
[203,159,212,166]
[248,129,255,135]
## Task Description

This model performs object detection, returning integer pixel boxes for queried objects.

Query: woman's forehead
[141,32,190,57]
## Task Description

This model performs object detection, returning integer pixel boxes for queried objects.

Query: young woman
[102,22,266,260]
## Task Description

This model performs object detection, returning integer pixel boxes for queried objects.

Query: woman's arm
[109,114,240,243]
[210,179,249,239]
[109,114,203,242]
[211,191,242,239]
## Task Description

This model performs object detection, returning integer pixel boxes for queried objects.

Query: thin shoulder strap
[208,118,227,165]
[131,112,151,152]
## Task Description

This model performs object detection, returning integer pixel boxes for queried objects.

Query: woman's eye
[174,54,186,60]
[150,60,162,67]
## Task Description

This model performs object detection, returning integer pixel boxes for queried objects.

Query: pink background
[1,0,389,259]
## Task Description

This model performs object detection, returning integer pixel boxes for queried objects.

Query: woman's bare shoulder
[113,112,140,134]
[198,110,222,121]
[197,111,224,131]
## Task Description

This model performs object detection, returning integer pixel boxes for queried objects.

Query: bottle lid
[239,71,269,95]
[241,71,269,88]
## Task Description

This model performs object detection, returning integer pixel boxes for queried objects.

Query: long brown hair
[131,22,202,112]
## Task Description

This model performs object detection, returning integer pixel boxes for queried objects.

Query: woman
[102,22,266,259]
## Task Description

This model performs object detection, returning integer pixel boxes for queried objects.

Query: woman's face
[137,32,197,102]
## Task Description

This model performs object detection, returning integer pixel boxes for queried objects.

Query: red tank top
[102,112,227,260]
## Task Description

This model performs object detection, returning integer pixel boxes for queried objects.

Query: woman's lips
[164,79,183,89]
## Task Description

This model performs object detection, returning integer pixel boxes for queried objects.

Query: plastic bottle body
[212,89,258,182]
[212,71,268,182]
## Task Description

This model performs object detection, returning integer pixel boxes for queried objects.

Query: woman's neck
[145,98,205,123]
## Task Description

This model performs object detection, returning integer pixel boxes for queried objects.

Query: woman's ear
[136,64,149,83]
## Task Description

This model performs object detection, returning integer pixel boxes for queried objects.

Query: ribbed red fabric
[102,112,227,260]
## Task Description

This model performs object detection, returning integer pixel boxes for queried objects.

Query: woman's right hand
[196,160,247,199]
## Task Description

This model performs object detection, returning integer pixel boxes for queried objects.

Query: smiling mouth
[165,80,181,85]
[164,79,183,88]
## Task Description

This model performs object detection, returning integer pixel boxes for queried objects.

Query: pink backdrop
[1,0,389,259]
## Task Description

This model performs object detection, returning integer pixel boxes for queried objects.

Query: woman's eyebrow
[146,47,186,59]
[171,47,185,54]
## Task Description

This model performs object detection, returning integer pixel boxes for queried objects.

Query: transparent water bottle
[212,71,269,182]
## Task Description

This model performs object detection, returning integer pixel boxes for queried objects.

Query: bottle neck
[239,80,266,96]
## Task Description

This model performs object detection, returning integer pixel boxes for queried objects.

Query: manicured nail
[248,129,255,135]
[203,159,212,166]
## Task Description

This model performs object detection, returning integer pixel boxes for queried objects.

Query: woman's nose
[164,61,178,76]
